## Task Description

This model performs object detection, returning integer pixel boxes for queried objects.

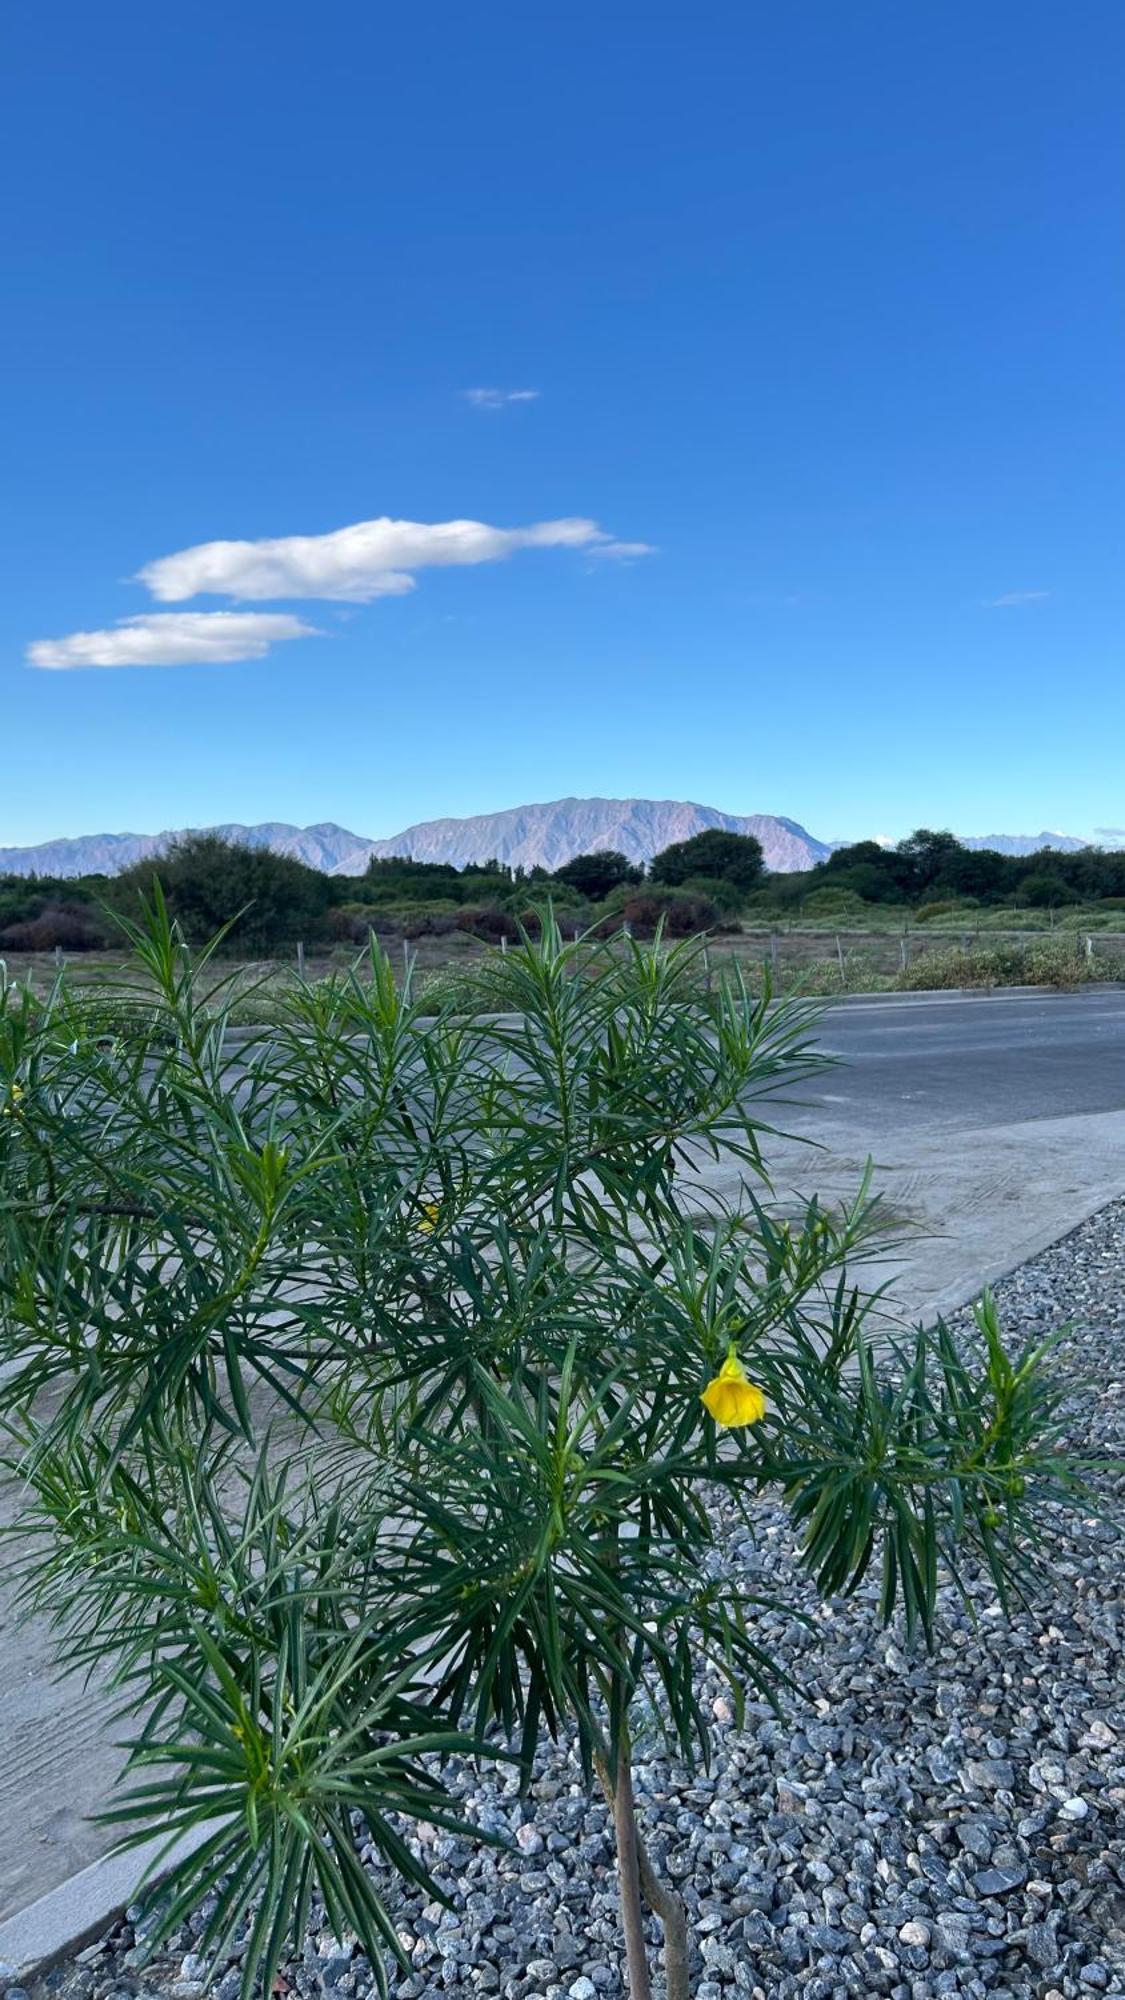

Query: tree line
[780,828,1125,911]
[1,824,1123,955]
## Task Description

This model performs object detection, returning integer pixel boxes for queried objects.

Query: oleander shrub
[0,897,1091,2000]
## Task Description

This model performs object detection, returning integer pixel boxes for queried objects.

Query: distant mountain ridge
[0,801,833,878]
[0,801,1106,880]
[957,832,1090,856]
[363,799,832,873]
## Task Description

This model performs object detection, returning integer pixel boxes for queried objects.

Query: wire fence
[709,927,1125,991]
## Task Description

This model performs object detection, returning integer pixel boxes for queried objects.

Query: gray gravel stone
[17,1196,1125,2000]
[972,1865,1028,1896]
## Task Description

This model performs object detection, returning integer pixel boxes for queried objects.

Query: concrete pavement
[2,985,1125,1930]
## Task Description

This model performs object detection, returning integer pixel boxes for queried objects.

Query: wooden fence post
[770,930,780,982]
[296,940,306,979]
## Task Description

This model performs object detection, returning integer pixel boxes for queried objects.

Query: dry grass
[4,919,1123,1013]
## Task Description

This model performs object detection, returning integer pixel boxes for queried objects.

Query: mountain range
[0,799,1104,880]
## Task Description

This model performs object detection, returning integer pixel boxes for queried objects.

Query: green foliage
[552,849,641,899]
[896,938,1097,991]
[799,886,867,917]
[603,886,723,936]
[649,829,765,888]
[0,900,1095,1994]
[914,899,977,924]
[677,874,747,915]
[110,835,336,954]
[0,875,114,952]
[1020,870,1079,908]
[821,829,1125,909]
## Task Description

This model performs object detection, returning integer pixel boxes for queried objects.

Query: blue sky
[2,2,1122,850]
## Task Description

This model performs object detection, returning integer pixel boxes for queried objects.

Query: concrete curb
[914,1181,1125,1330]
[0,1830,209,1981]
[818,981,1125,1010]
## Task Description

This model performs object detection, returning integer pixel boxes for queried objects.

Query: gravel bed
[7,1202,1125,2000]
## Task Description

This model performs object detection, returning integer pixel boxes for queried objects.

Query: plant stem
[597,1731,694,2000]
[611,1738,655,2000]
[636,1828,691,2000]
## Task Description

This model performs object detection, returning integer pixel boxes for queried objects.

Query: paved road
[2,987,1125,1928]
[792,986,1125,1131]
[708,985,1125,1326]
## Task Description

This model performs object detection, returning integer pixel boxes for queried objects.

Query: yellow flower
[417,1200,441,1234]
[2,1083,24,1119]
[701,1351,766,1429]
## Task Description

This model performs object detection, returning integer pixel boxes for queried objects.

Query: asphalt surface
[3,986,1125,1925]
[708,985,1125,1326]
[789,986,1125,1131]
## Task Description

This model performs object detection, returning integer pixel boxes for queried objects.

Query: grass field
[4,912,1124,1011]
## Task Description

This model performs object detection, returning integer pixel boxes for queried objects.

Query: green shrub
[799,886,868,917]
[738,887,784,915]
[0,902,1093,2000]
[109,834,335,954]
[914,898,977,924]
[649,828,765,888]
[896,940,1097,991]
[0,902,111,951]
[678,873,747,915]
[609,887,722,937]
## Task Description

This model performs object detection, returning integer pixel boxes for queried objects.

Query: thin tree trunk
[611,1741,655,2000]
[636,1829,691,2000]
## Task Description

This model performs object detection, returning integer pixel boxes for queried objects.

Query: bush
[326,901,378,944]
[551,850,640,899]
[0,903,110,951]
[111,833,335,953]
[606,887,722,937]
[452,904,521,942]
[650,828,765,888]
[738,887,784,916]
[799,886,868,917]
[914,898,978,924]
[678,873,747,915]
[896,940,1097,991]
[0,903,1093,2000]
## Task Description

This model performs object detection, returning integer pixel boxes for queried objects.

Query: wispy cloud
[985,590,1051,608]
[585,539,657,562]
[462,387,540,410]
[27,611,317,670]
[1094,827,1125,842]
[137,514,649,604]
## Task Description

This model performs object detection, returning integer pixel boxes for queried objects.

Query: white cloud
[27,611,317,670]
[136,514,643,603]
[985,590,1051,607]
[586,539,657,561]
[462,387,540,409]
